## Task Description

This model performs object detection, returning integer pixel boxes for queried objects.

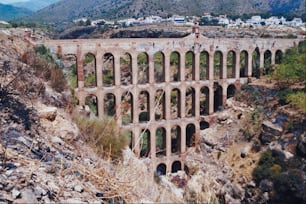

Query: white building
[246,16,263,25]
[265,16,281,25]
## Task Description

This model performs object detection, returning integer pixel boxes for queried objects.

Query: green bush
[75,116,129,160]
[286,91,306,113]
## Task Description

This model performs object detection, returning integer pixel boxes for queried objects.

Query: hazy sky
[0,0,29,3]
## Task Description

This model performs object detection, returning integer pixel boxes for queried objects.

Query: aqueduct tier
[43,34,301,174]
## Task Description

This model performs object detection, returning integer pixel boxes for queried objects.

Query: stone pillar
[149,54,155,84]
[180,52,185,82]
[209,86,214,114]
[76,45,84,89]
[166,125,171,158]
[247,51,253,77]
[271,50,276,65]
[164,53,170,83]
[150,127,156,159]
[114,54,120,86]
[115,92,122,127]
[96,51,103,88]
[180,87,186,118]
[222,51,227,79]
[235,51,240,79]
[165,86,171,120]
[97,92,104,119]
[134,126,140,157]
[133,89,139,124]
[194,86,200,119]
[259,50,264,69]
[194,52,200,81]
[208,53,214,80]
[180,123,186,154]
[132,53,138,85]
[149,86,155,122]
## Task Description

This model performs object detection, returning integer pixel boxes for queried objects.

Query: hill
[0,3,32,21]
[27,0,305,24]
[12,0,60,12]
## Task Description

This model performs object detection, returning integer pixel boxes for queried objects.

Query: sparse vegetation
[75,116,129,160]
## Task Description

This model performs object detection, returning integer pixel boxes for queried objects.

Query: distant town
[73,13,305,29]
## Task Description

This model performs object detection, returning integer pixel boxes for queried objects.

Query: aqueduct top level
[42,32,302,174]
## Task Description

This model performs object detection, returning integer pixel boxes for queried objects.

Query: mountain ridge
[0,3,33,21]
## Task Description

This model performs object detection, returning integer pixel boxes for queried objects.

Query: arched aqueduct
[42,30,302,175]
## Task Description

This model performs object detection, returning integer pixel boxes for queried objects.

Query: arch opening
[227,51,236,78]
[139,91,150,122]
[186,124,196,147]
[83,53,97,88]
[155,89,165,120]
[138,52,149,84]
[214,83,223,112]
[156,163,167,176]
[104,93,116,117]
[62,54,78,88]
[120,53,132,85]
[170,52,180,82]
[214,51,223,80]
[140,129,150,158]
[185,87,195,117]
[103,53,114,87]
[264,50,272,75]
[252,48,260,78]
[227,84,236,99]
[85,95,98,116]
[200,51,209,80]
[121,92,133,125]
[275,50,283,64]
[171,89,181,119]
[171,161,182,173]
[185,51,195,81]
[171,126,181,154]
[200,86,209,116]
[240,51,248,78]
[200,121,209,130]
[154,52,165,83]
[156,127,166,156]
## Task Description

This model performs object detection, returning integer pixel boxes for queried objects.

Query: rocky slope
[0,28,305,203]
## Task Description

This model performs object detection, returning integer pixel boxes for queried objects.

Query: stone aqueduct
[43,31,301,175]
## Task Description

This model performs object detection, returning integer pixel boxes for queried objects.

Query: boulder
[296,134,306,158]
[39,107,57,121]
[262,120,283,136]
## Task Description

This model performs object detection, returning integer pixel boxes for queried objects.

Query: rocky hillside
[27,0,305,24]
[0,28,305,203]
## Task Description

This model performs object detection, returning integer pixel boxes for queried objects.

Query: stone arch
[214,51,223,79]
[227,50,236,78]
[156,127,166,156]
[186,123,196,147]
[104,93,116,117]
[138,52,149,84]
[240,50,248,78]
[200,50,209,80]
[185,51,195,81]
[275,50,283,64]
[171,125,181,154]
[171,88,181,119]
[170,51,180,82]
[264,50,272,74]
[154,51,165,83]
[214,83,223,112]
[120,52,132,85]
[140,129,150,158]
[200,120,209,130]
[200,86,209,116]
[171,161,182,173]
[103,53,114,87]
[85,94,98,116]
[139,91,150,122]
[156,163,167,175]
[227,84,236,99]
[121,92,133,125]
[155,89,165,120]
[83,52,97,88]
[252,47,260,78]
[185,87,195,117]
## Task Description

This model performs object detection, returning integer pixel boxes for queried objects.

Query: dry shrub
[50,67,67,92]
[75,116,129,160]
